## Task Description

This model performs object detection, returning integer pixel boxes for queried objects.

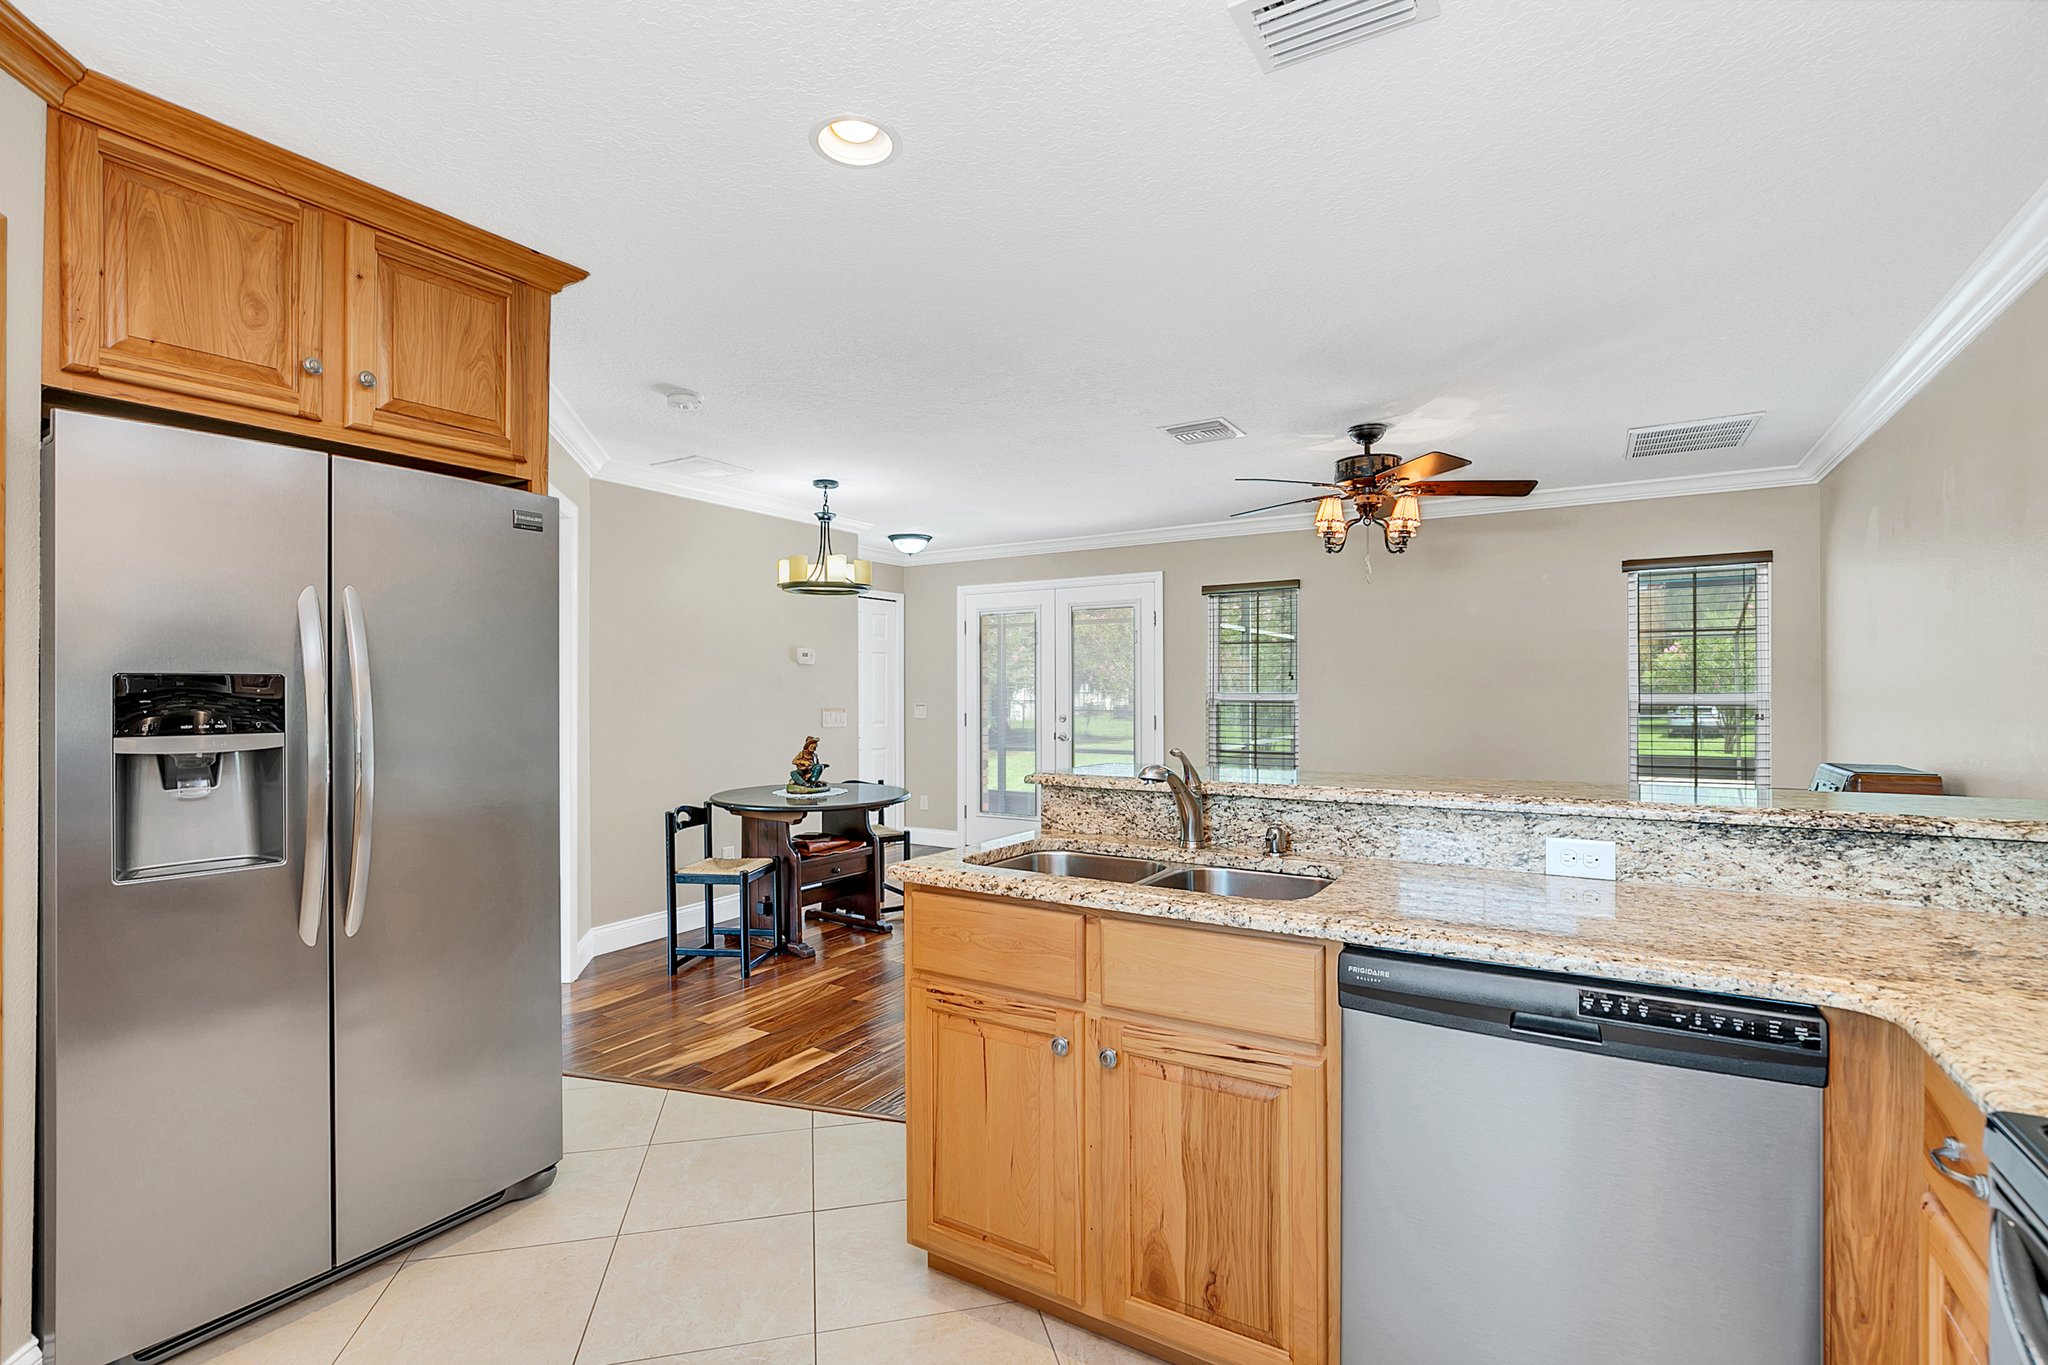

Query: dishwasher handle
[1509,1011,1603,1044]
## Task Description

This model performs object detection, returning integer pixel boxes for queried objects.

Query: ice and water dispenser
[112,673,286,882]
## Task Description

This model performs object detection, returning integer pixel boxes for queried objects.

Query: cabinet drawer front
[797,847,870,887]
[1099,915,1324,1045]
[1923,1055,1991,1251]
[907,891,1083,1001]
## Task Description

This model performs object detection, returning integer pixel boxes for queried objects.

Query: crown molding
[0,0,82,105]
[547,384,610,477]
[1798,172,2048,483]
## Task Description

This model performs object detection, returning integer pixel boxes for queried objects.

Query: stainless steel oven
[1988,1113,2048,1365]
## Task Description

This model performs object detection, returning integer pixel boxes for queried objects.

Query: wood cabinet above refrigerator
[45,74,584,492]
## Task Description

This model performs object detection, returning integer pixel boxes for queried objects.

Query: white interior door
[958,574,1162,848]
[857,592,904,785]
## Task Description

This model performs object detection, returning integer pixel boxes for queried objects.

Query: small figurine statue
[787,736,830,794]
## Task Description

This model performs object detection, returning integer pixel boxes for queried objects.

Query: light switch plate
[1546,837,1617,881]
[913,702,928,719]
[821,707,848,728]
[918,795,929,810]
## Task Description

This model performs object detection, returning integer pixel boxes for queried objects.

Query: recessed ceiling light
[813,116,897,168]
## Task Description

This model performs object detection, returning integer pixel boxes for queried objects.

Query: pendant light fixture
[777,479,872,596]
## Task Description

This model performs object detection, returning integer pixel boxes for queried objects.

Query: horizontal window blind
[1206,583,1299,782]
[1626,557,1771,803]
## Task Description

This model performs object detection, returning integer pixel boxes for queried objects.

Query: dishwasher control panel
[1579,990,1825,1050]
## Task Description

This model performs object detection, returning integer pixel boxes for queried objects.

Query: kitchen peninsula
[894,771,2048,1365]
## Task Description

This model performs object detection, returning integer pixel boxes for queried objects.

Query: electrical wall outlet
[1545,837,1617,881]
[722,845,735,860]
[918,795,929,810]
[821,707,848,728]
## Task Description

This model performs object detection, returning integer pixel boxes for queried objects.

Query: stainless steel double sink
[986,849,1331,901]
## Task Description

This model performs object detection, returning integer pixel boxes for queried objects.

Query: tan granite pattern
[1038,781,2048,915]
[898,836,2048,1117]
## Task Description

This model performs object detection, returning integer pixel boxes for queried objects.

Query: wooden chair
[847,781,914,905]
[665,804,780,978]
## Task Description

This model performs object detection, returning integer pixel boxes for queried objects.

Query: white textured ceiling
[41,0,2048,552]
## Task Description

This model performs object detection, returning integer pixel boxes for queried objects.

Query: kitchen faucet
[1139,757,1206,852]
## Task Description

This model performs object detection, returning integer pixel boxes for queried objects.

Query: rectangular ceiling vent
[651,453,750,478]
[1624,412,1765,460]
[1161,418,1246,445]
[1227,0,1441,74]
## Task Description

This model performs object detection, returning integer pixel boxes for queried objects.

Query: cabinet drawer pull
[302,356,324,375]
[1928,1137,1990,1202]
[357,371,378,389]
[1098,1047,1119,1070]
[1051,1036,1069,1058]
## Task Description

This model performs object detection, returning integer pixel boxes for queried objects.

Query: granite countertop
[896,835,2048,1116]
[1030,770,2048,842]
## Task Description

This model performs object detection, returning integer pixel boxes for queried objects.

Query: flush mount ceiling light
[886,532,934,556]
[813,116,897,168]
[778,479,872,596]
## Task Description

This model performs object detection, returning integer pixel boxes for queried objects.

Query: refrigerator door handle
[296,586,329,947]
[341,585,377,937]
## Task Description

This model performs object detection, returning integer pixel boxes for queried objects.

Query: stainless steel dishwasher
[1340,947,1828,1365]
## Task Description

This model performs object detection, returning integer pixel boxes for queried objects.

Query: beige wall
[585,480,902,931]
[1,71,42,1357]
[904,486,1827,827]
[1823,267,2048,798]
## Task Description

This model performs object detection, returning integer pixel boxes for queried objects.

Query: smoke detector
[1227,0,1441,74]
[1624,412,1764,460]
[664,389,705,411]
[1160,418,1246,446]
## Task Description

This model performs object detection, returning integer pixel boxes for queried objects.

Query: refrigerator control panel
[1578,990,1825,1050]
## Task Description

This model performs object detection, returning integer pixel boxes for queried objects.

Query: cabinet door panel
[57,119,322,417]
[1095,1016,1325,1365]
[345,222,535,471]
[1922,1193,1989,1365]
[907,980,1083,1304]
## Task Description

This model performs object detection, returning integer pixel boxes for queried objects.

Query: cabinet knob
[1051,1036,1069,1058]
[301,356,324,376]
[357,371,378,389]
[1098,1047,1119,1070]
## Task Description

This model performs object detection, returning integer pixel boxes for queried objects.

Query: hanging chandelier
[777,479,872,596]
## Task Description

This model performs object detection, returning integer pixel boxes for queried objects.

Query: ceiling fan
[1232,422,1537,554]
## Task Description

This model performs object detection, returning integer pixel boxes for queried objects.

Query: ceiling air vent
[1227,0,1441,73]
[1624,412,1764,460]
[651,453,750,478]
[1161,418,1246,446]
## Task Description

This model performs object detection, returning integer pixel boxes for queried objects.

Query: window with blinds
[1625,554,1771,804]
[1206,582,1299,783]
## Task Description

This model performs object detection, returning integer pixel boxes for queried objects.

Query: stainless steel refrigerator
[38,409,562,1365]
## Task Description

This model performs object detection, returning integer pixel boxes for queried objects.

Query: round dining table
[706,783,911,959]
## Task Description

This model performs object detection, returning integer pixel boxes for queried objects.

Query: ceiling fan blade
[1230,495,1332,518]
[1380,451,1472,482]
[1406,479,1539,497]
[1234,477,1345,488]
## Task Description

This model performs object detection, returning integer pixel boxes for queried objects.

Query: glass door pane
[1068,605,1138,774]
[978,609,1040,818]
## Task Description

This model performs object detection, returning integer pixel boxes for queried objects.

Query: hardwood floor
[561,852,930,1119]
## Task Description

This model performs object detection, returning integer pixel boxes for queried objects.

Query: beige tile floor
[181,1078,1167,1364]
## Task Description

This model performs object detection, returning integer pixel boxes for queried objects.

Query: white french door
[956,574,1163,848]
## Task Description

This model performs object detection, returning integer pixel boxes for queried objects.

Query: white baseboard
[904,826,958,848]
[6,1337,42,1365]
[572,890,743,977]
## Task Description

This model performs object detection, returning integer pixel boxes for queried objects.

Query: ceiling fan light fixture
[1382,493,1421,553]
[1313,496,1349,552]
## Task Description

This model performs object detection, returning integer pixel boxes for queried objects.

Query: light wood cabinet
[905,886,1333,1365]
[46,82,583,490]
[52,119,325,420]
[343,223,542,472]
[1921,1192,1990,1365]
[906,979,1083,1305]
[1094,1014,1326,1365]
